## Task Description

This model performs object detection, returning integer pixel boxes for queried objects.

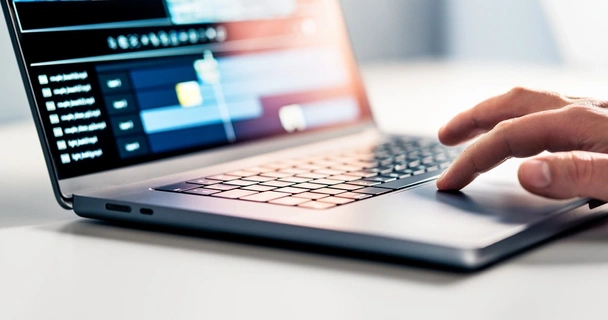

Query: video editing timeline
[10,0,367,179]
[99,46,358,156]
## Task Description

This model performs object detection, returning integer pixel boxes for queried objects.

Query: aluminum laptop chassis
[73,127,608,271]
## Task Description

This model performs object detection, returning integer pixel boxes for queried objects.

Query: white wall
[442,0,561,64]
[341,0,441,62]
[0,12,30,123]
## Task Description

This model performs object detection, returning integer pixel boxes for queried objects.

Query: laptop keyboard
[155,136,462,210]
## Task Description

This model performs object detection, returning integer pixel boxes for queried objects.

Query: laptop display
[4,0,371,180]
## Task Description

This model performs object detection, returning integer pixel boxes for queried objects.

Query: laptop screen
[4,0,371,180]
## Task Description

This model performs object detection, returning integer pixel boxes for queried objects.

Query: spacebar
[376,171,443,190]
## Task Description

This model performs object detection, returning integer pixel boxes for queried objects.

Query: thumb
[518,151,608,202]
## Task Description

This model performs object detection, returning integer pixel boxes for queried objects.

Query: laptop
[2,0,606,270]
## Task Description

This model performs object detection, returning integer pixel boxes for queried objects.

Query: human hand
[436,87,608,201]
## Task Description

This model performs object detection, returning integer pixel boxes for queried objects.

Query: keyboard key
[246,166,275,173]
[296,172,327,179]
[261,180,294,187]
[207,174,240,181]
[330,184,364,191]
[311,179,343,185]
[408,160,421,168]
[212,189,259,199]
[224,180,258,187]
[242,185,276,192]
[318,197,355,205]
[184,188,221,196]
[296,164,325,170]
[313,188,346,195]
[298,201,337,210]
[278,177,311,183]
[293,183,326,190]
[364,176,397,183]
[331,165,361,172]
[426,165,439,172]
[346,180,380,187]
[314,169,344,175]
[206,184,241,191]
[375,171,441,190]
[264,162,293,169]
[311,160,340,167]
[329,175,360,181]
[370,166,394,175]
[156,182,198,193]
[335,192,372,200]
[225,170,258,177]
[345,171,377,178]
[279,168,310,174]
[260,172,293,178]
[352,161,378,169]
[243,175,275,182]
[275,187,309,194]
[293,192,329,200]
[269,197,310,206]
[422,156,434,164]
[186,178,222,186]
[241,191,289,202]
[413,169,426,175]
[353,187,392,196]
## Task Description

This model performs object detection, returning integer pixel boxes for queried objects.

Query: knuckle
[494,118,516,133]
[565,151,595,189]
[508,86,532,97]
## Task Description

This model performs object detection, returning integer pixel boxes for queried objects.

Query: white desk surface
[2,62,608,320]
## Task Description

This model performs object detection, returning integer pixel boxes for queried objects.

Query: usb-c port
[105,203,131,213]
[140,208,154,215]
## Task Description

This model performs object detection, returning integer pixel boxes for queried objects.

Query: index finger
[439,88,571,146]
[436,108,582,191]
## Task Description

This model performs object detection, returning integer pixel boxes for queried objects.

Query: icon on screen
[149,33,160,47]
[117,35,129,49]
[57,140,67,151]
[53,127,63,137]
[176,81,203,108]
[188,29,198,43]
[49,114,60,124]
[159,31,170,46]
[46,101,56,111]
[279,104,307,133]
[194,51,220,85]
[141,34,150,46]
[38,74,48,85]
[42,88,52,98]
[206,27,217,41]
[60,154,71,164]
[107,37,118,50]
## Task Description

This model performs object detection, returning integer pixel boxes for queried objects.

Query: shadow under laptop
[39,219,468,284]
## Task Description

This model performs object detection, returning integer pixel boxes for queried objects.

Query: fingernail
[436,169,449,188]
[525,160,552,189]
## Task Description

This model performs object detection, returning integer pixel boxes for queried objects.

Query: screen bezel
[1,0,377,208]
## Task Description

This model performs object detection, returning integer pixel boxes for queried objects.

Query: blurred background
[0,0,606,124]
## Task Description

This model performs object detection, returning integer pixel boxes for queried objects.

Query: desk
[2,62,608,319]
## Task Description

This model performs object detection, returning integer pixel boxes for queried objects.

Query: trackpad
[367,160,585,248]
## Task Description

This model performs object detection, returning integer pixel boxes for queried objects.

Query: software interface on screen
[6,0,367,179]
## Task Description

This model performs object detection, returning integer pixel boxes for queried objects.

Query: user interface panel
[5,0,370,179]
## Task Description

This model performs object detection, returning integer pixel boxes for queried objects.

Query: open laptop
[3,0,606,270]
